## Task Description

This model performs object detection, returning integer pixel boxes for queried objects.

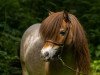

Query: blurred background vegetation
[0,0,100,75]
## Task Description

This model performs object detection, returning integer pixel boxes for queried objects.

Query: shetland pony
[20,11,90,75]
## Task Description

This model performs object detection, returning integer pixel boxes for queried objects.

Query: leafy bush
[91,60,100,75]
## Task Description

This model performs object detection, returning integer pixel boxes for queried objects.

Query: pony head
[40,11,73,60]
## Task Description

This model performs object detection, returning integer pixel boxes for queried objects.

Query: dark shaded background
[0,0,100,75]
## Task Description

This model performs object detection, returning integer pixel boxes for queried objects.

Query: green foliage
[0,0,100,75]
[91,60,100,75]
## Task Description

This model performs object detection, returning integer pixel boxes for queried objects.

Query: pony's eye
[60,31,66,35]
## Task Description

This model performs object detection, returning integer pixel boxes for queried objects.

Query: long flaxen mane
[40,11,90,75]
[69,14,90,74]
[40,12,64,41]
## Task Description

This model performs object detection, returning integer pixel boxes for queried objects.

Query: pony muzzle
[41,46,59,61]
[41,51,50,61]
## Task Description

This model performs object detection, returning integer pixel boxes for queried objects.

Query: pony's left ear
[48,11,54,15]
[63,11,70,22]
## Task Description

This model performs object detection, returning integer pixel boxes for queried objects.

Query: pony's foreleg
[45,62,50,75]
[76,68,80,75]
[21,61,29,75]
[22,67,29,75]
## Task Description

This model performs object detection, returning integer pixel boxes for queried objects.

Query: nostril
[44,52,49,57]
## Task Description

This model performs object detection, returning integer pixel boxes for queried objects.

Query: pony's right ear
[48,11,54,15]
[63,11,70,23]
[64,11,68,17]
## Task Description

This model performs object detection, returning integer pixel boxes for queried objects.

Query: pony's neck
[45,46,77,75]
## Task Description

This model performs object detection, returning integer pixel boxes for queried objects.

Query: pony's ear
[48,11,54,15]
[63,11,70,22]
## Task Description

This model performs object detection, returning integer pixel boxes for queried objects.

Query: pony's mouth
[41,52,60,62]
[43,56,59,62]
